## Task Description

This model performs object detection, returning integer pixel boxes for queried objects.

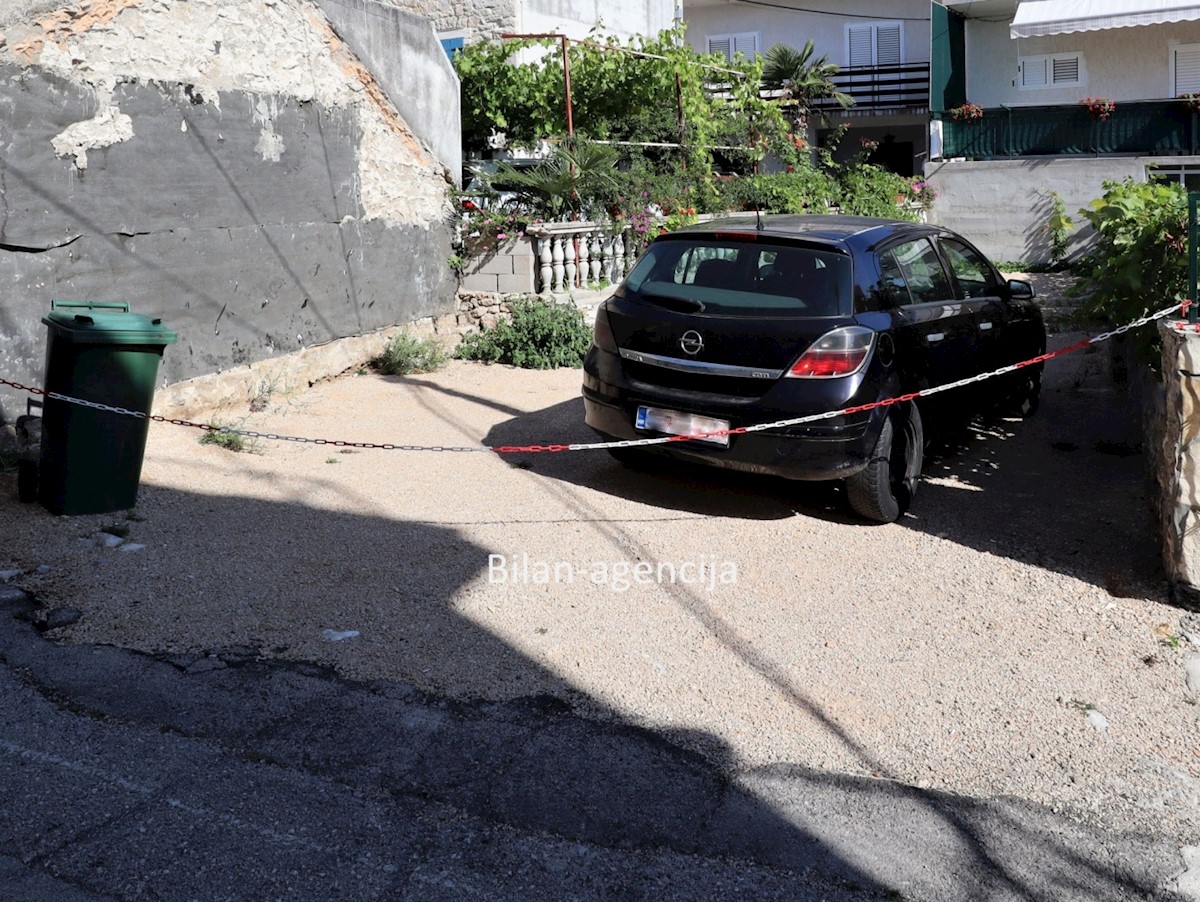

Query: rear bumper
[582,391,872,481]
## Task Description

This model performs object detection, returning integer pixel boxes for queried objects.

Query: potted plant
[1080,97,1116,121]
[909,180,937,209]
[1181,92,1200,113]
[947,101,984,121]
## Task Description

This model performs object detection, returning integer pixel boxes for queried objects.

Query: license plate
[635,406,730,447]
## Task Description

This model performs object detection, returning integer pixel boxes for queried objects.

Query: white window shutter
[1051,55,1079,84]
[708,36,732,61]
[875,24,901,66]
[1021,55,1048,88]
[733,33,757,58]
[848,25,873,68]
[1177,46,1200,94]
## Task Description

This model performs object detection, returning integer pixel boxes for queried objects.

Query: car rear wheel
[846,403,924,524]
[1006,367,1041,418]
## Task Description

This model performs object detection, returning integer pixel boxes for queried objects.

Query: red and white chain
[0,302,1184,454]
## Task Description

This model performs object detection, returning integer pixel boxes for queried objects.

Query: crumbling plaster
[0,0,447,224]
[0,0,459,421]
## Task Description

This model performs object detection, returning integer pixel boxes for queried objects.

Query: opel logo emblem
[680,330,704,356]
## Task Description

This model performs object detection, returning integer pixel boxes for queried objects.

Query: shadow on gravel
[483,396,855,523]
[900,378,1166,601]
[481,353,1166,600]
[0,478,1179,899]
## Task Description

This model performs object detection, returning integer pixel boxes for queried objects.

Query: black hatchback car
[582,215,1046,522]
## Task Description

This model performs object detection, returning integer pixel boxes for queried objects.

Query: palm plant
[761,40,854,133]
[481,142,620,221]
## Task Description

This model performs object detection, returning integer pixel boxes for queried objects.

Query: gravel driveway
[1,328,1198,853]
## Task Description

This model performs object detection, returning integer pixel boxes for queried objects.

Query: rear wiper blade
[642,293,705,313]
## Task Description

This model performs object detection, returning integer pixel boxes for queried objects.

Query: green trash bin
[37,301,178,515]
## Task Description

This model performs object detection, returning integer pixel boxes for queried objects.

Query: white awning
[1011,0,1200,38]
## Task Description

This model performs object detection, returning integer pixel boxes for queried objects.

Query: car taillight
[593,306,618,352]
[786,326,875,378]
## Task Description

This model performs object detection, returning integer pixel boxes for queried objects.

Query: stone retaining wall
[1153,321,1200,605]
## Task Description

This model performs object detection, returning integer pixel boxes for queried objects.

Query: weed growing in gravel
[325,458,339,464]
[124,510,145,522]
[101,523,130,538]
[1066,699,1095,713]
[371,333,449,375]
[199,423,260,454]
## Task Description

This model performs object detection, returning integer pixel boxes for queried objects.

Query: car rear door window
[883,239,953,305]
[940,238,1001,299]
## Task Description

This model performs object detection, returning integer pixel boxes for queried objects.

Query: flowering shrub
[1080,97,1116,121]
[948,102,984,121]
[1181,92,1200,112]
[908,180,937,208]
[459,209,533,258]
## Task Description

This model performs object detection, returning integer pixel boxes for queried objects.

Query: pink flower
[496,232,507,240]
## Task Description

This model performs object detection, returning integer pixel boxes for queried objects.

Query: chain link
[1,303,1184,454]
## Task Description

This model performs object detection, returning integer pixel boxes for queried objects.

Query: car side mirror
[1008,278,1035,299]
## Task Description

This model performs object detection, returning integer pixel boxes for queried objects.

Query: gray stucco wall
[0,0,457,423]
[316,0,461,182]
[921,155,1193,263]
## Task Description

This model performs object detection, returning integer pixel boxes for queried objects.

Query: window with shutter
[707,33,756,62]
[846,21,903,68]
[876,24,901,66]
[848,25,873,68]
[1019,52,1083,90]
[1052,56,1079,83]
[1175,44,1200,95]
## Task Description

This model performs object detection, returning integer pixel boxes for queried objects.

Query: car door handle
[926,332,945,343]
[979,321,993,331]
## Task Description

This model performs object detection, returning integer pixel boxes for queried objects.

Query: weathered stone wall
[1153,321,1200,600]
[0,0,458,422]
[376,0,514,37]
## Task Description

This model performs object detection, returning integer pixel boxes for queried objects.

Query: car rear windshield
[619,237,852,317]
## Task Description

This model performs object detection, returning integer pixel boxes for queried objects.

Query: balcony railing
[939,100,1197,159]
[815,63,930,113]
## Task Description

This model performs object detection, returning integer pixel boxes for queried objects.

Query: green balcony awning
[1011,0,1200,37]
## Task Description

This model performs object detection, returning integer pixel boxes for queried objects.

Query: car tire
[1007,367,1042,419]
[17,459,38,503]
[846,403,923,524]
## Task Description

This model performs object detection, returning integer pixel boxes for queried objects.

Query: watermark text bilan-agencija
[488,553,738,593]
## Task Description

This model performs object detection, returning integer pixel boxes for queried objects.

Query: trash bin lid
[42,301,178,346]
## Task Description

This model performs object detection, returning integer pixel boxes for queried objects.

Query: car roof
[673,214,931,250]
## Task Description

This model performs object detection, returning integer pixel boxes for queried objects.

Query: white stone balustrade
[527,222,643,295]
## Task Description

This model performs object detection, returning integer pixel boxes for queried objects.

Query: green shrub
[371,332,450,375]
[1075,178,1187,367]
[835,164,916,220]
[455,298,592,368]
[713,171,839,214]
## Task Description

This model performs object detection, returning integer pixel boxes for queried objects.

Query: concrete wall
[375,0,672,43]
[920,155,1198,264]
[0,0,458,422]
[682,0,931,66]
[965,18,1200,108]
[316,0,461,182]
[520,0,675,42]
